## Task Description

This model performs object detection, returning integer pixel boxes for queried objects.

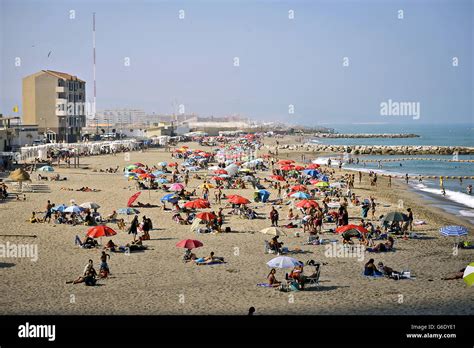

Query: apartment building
[23,70,86,143]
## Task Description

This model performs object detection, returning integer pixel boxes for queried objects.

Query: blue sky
[0,0,472,125]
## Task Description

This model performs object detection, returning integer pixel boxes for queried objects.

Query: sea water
[310,123,474,224]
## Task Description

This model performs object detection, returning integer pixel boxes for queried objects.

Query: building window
[69,82,73,91]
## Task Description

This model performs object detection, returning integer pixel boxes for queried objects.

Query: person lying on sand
[441,268,466,280]
[135,201,159,208]
[195,251,224,265]
[368,236,394,252]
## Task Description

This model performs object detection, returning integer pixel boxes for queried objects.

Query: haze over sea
[310,123,474,223]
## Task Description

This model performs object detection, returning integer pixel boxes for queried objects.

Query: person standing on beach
[405,174,409,184]
[388,175,392,188]
[407,208,413,232]
[370,196,376,220]
[270,207,279,227]
[128,215,139,241]
[358,171,362,184]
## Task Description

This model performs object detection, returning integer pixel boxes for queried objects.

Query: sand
[0,137,473,315]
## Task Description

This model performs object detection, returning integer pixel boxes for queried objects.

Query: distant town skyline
[0,0,472,125]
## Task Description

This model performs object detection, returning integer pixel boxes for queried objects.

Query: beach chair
[264,240,276,254]
[305,267,321,288]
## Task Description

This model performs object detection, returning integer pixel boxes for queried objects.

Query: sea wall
[267,143,474,155]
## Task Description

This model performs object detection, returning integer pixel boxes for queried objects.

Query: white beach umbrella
[260,227,287,236]
[266,256,303,269]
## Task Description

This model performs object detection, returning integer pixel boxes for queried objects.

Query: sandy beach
[0,136,472,315]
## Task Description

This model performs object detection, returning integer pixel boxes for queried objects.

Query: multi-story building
[22,70,86,143]
[94,108,147,127]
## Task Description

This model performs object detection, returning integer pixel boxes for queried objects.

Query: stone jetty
[267,143,474,155]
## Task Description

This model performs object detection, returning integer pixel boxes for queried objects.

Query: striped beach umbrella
[463,263,474,287]
[439,225,468,237]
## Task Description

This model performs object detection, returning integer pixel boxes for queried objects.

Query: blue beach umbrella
[51,204,67,212]
[156,178,169,184]
[158,162,167,167]
[303,169,319,178]
[318,174,329,182]
[64,205,83,214]
[161,193,179,203]
[152,170,164,176]
[440,225,468,237]
[290,191,310,199]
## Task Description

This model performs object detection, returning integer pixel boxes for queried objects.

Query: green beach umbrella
[463,263,474,287]
[315,181,329,188]
[126,164,138,170]
[382,211,407,223]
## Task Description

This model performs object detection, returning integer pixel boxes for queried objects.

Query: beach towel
[414,220,426,226]
[257,283,273,287]
[361,271,384,278]
[196,261,226,265]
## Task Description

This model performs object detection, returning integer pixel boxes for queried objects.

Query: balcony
[56,86,65,93]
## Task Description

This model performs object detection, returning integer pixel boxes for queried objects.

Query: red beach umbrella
[280,165,294,171]
[290,184,307,192]
[214,169,228,175]
[176,239,203,249]
[212,176,225,181]
[295,200,319,209]
[278,160,294,165]
[131,168,146,174]
[183,199,210,209]
[86,225,117,238]
[306,163,321,169]
[228,196,250,205]
[270,175,285,181]
[139,173,155,179]
[196,212,217,221]
[335,224,368,234]
[127,191,142,207]
[133,162,145,167]
[293,165,305,171]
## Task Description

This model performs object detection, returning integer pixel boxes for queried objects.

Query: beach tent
[463,263,474,287]
[256,189,270,203]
